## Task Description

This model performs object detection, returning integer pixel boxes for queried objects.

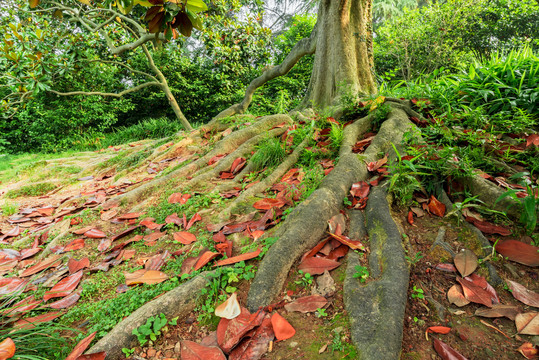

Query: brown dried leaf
[124,269,168,286]
[43,270,83,301]
[516,312,539,335]
[298,257,341,275]
[475,305,520,321]
[433,337,469,360]
[284,295,327,313]
[507,280,539,308]
[447,284,470,307]
[453,249,478,277]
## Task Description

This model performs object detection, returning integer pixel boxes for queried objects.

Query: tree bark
[303,0,377,108]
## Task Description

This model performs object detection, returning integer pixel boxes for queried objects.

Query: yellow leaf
[78,0,91,5]
[186,0,207,13]
[29,0,40,8]
[133,0,153,7]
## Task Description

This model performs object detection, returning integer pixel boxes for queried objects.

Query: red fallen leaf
[215,242,232,257]
[143,231,165,244]
[284,295,327,313]
[65,331,97,360]
[174,231,197,245]
[165,213,183,227]
[48,291,80,309]
[4,296,41,316]
[298,257,341,275]
[180,340,226,360]
[44,270,83,301]
[194,251,221,271]
[465,274,499,304]
[475,304,521,321]
[0,278,30,296]
[223,223,248,235]
[516,312,539,335]
[186,213,202,230]
[64,238,85,252]
[109,235,142,253]
[456,277,492,307]
[181,257,198,275]
[352,136,374,153]
[230,157,247,174]
[220,171,235,179]
[465,217,511,236]
[433,337,469,360]
[526,134,539,147]
[139,219,162,230]
[253,198,286,211]
[350,181,370,198]
[217,308,266,354]
[19,247,41,260]
[228,315,274,360]
[214,248,261,267]
[213,231,226,243]
[281,168,303,184]
[124,269,168,286]
[366,155,387,172]
[116,212,143,220]
[84,228,106,239]
[495,240,539,267]
[76,352,106,360]
[507,280,539,308]
[327,232,365,251]
[97,238,112,252]
[168,193,191,204]
[327,245,349,260]
[447,284,470,307]
[208,154,228,166]
[518,342,538,359]
[301,238,330,262]
[0,338,15,360]
[71,226,94,235]
[21,255,62,277]
[271,312,295,341]
[100,209,118,221]
[453,249,478,277]
[407,210,414,225]
[145,251,170,271]
[110,225,141,242]
[428,195,445,217]
[427,326,451,334]
[13,311,62,330]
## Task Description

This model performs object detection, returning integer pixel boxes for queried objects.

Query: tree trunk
[303,0,377,108]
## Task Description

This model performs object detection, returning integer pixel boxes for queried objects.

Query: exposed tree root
[344,186,409,360]
[86,272,213,359]
[102,115,291,208]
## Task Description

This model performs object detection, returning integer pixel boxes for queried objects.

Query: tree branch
[212,23,318,121]
[83,59,158,82]
[49,81,161,97]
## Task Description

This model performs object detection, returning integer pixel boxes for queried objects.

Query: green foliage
[5,182,57,199]
[496,175,538,234]
[329,123,344,150]
[388,144,428,206]
[411,285,424,300]
[1,202,19,216]
[250,137,286,171]
[352,265,369,283]
[405,251,424,266]
[315,308,328,318]
[295,270,314,288]
[132,313,178,346]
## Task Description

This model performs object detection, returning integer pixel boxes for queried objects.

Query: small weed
[329,123,344,150]
[295,270,314,288]
[132,313,178,346]
[353,265,369,283]
[388,144,428,206]
[315,308,328,318]
[122,348,135,358]
[405,251,424,266]
[411,285,424,300]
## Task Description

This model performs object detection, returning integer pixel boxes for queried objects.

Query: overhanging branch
[49,81,161,97]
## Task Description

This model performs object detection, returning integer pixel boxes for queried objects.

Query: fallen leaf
[215,292,241,319]
[447,284,471,307]
[116,212,143,220]
[214,248,261,267]
[284,295,327,313]
[124,269,168,286]
[165,213,183,227]
[433,337,469,360]
[110,225,141,242]
[168,193,191,204]
[65,331,97,360]
[253,198,286,210]
[217,308,265,353]
[97,238,112,252]
[21,255,62,277]
[208,154,227,166]
[145,251,170,271]
[435,263,457,273]
[475,305,520,321]
[0,338,15,360]
[516,312,539,335]
[4,296,41,316]
[427,326,451,334]
[518,342,538,359]
[174,231,197,245]
[228,315,274,360]
[507,280,539,308]
[194,251,221,271]
[366,156,387,172]
[13,311,62,330]
[230,157,247,174]
[298,257,341,275]
[525,134,539,147]
[139,219,162,230]
[350,181,370,198]
[84,228,106,239]
[186,213,202,230]
[271,312,295,341]
[48,291,80,309]
[495,241,539,267]
[428,195,445,217]
[454,249,478,277]
[466,217,512,236]
[76,352,106,360]
[64,238,85,252]
[456,277,492,307]
[143,231,165,244]
[327,232,365,251]
[465,274,499,304]
[43,270,83,301]
[180,340,226,360]
[407,210,414,225]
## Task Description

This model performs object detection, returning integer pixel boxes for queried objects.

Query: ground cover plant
[0,0,538,359]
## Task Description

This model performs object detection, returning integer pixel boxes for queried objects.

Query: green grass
[250,137,287,171]
[0,202,19,216]
[5,182,57,199]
